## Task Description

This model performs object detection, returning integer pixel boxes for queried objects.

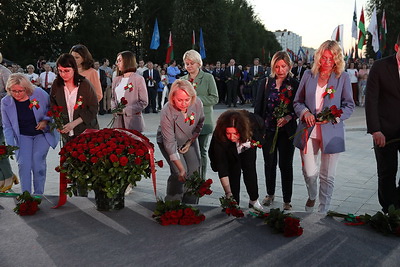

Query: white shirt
[136,67,148,76]
[39,71,56,89]
[115,77,129,103]
[64,85,79,136]
[25,73,39,83]
[347,69,358,83]
[310,83,327,139]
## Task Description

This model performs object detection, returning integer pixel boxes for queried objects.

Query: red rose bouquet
[250,208,303,237]
[316,105,343,124]
[270,86,293,154]
[47,105,66,131]
[0,142,19,160]
[152,199,206,226]
[108,97,128,127]
[57,128,153,199]
[14,191,42,216]
[327,205,400,237]
[184,171,213,198]
[219,195,244,218]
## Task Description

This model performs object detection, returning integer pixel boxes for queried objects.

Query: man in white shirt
[39,64,56,94]
[136,59,147,76]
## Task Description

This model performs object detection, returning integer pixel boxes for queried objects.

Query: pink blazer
[111,72,148,132]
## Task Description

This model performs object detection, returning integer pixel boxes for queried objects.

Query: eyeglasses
[58,68,72,74]
[10,90,26,94]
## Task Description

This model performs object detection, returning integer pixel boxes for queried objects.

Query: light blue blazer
[293,70,354,154]
[1,87,59,148]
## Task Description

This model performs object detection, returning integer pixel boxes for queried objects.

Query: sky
[248,0,370,51]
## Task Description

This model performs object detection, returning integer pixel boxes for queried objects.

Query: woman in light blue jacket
[1,73,59,194]
[293,40,354,213]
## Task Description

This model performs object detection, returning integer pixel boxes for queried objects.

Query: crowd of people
[1,33,400,215]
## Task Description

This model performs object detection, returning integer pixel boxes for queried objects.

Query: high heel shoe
[262,195,274,206]
[0,174,19,192]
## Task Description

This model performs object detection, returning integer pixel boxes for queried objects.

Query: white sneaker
[249,200,264,211]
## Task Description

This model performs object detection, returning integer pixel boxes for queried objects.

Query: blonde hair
[6,73,35,96]
[183,49,203,68]
[269,51,293,78]
[0,52,3,63]
[311,40,345,77]
[168,80,197,106]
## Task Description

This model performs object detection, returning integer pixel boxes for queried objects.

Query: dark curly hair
[214,110,252,144]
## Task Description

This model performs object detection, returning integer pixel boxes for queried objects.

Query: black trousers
[229,147,259,204]
[374,143,400,212]
[144,86,157,112]
[226,80,238,106]
[262,130,295,203]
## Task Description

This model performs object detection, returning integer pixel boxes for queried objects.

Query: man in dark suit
[212,61,226,104]
[94,60,107,115]
[143,61,161,113]
[248,58,264,107]
[291,60,306,82]
[225,59,240,107]
[365,33,400,213]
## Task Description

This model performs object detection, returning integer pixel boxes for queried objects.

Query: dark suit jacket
[291,66,306,81]
[98,69,107,90]
[212,68,225,82]
[366,55,400,140]
[248,65,265,80]
[143,69,161,88]
[224,66,241,84]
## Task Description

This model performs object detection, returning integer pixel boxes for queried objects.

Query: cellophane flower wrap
[14,191,41,216]
[58,128,153,198]
[184,171,213,198]
[152,199,206,226]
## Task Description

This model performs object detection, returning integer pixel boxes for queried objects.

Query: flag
[199,28,206,59]
[166,31,174,63]
[352,0,357,39]
[331,24,344,49]
[368,7,379,53]
[150,18,160,50]
[358,7,366,49]
[355,42,359,59]
[380,9,387,53]
[192,30,195,49]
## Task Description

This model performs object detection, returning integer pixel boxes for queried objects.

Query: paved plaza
[1,104,399,266]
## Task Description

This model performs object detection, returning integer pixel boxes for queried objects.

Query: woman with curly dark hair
[208,109,264,210]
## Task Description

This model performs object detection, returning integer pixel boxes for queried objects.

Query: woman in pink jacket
[111,51,148,132]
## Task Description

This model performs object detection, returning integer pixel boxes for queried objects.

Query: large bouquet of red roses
[14,191,42,216]
[152,199,206,226]
[58,128,153,198]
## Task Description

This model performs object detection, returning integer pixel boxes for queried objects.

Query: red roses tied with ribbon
[322,86,336,99]
[124,82,134,92]
[74,96,83,110]
[185,112,195,125]
[29,99,40,109]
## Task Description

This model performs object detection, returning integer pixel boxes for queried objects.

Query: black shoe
[233,104,237,107]
[227,104,231,108]
[144,111,150,114]
[107,109,112,114]
[153,110,158,113]
[99,110,106,115]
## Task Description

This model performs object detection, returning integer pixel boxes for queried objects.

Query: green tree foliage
[365,0,399,59]
[0,0,281,67]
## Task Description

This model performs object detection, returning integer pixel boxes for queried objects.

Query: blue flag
[199,28,206,59]
[150,18,160,50]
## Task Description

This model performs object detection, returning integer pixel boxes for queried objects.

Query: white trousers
[300,137,340,213]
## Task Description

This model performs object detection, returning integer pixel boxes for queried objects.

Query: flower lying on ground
[152,199,205,226]
[250,208,303,237]
[184,171,213,198]
[219,195,244,218]
[327,205,400,237]
[14,191,42,216]
[0,142,19,160]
